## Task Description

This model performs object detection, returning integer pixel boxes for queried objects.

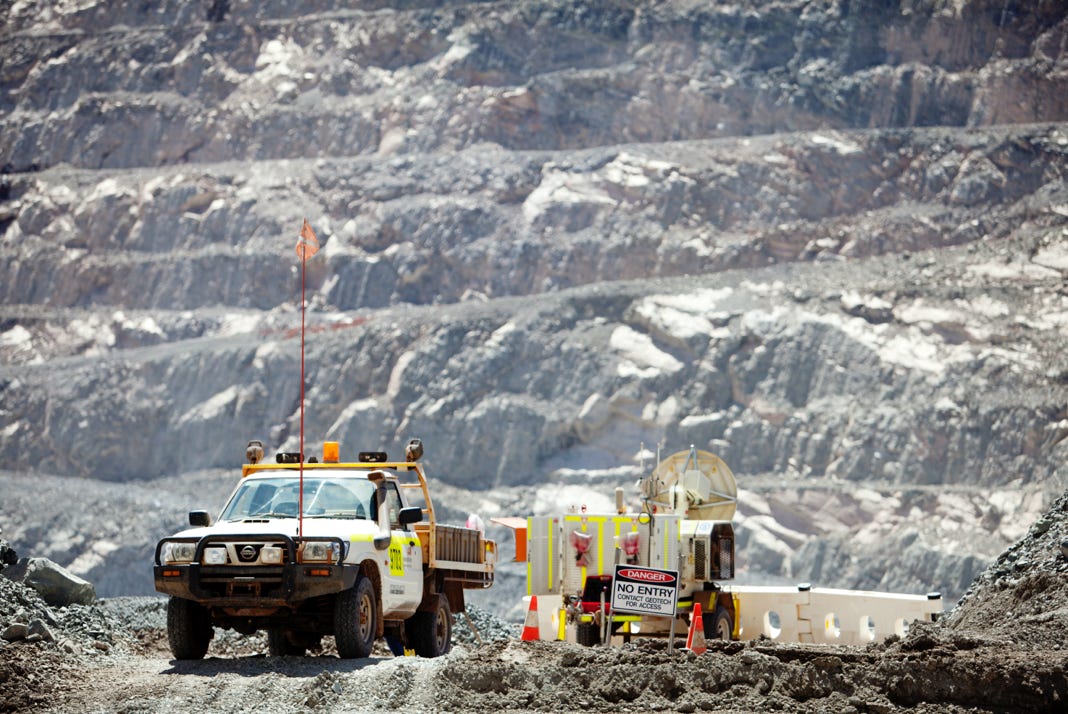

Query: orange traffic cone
[521,595,540,641]
[685,602,707,655]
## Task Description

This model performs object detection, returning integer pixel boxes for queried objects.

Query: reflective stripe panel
[548,518,553,592]
[527,516,558,596]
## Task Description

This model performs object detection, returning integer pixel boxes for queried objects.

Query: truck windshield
[218,475,377,521]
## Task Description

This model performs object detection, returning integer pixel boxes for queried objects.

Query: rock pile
[452,604,522,646]
[945,487,1068,650]
[0,573,57,645]
[0,573,115,713]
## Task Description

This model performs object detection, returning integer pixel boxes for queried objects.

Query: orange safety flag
[295,218,320,261]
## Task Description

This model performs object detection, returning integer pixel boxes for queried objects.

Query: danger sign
[610,565,679,617]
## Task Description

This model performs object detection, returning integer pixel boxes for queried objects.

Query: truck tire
[167,596,212,660]
[407,594,452,657]
[576,621,600,647]
[267,628,308,657]
[703,606,734,641]
[335,576,377,658]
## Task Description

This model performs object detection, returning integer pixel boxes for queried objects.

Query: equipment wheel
[167,596,213,660]
[334,576,377,658]
[407,594,452,657]
[703,606,734,641]
[576,621,600,647]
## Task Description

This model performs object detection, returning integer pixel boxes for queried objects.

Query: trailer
[496,446,941,647]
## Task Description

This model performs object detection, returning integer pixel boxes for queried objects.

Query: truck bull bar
[154,534,357,606]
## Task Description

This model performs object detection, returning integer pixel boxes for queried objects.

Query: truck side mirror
[188,510,212,527]
[398,507,422,529]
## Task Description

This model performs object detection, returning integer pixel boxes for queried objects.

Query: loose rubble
[1,488,1065,713]
[945,489,1068,651]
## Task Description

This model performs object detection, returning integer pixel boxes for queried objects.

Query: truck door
[378,481,422,617]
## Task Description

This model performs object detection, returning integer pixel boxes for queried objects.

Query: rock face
[2,0,1067,173]
[1,0,1067,609]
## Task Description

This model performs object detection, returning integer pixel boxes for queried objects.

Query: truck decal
[388,538,405,576]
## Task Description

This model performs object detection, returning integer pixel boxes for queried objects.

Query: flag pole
[295,219,320,541]
[298,245,306,540]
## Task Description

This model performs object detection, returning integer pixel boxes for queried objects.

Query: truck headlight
[261,546,283,564]
[203,547,227,565]
[162,541,196,564]
[301,541,339,563]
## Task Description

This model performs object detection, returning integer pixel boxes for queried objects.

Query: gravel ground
[2,488,1066,713]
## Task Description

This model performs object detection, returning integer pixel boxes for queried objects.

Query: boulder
[1,622,29,642]
[26,618,56,643]
[4,557,96,607]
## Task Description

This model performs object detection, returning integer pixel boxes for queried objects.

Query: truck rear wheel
[335,576,377,658]
[167,596,212,660]
[407,594,452,657]
[268,628,313,657]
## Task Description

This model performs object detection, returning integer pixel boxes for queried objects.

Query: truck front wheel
[407,594,452,657]
[335,576,377,658]
[167,596,213,660]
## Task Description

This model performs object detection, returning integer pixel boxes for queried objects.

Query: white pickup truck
[153,438,495,659]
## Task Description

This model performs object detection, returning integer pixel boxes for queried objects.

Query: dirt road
[41,646,441,713]
[8,612,1065,714]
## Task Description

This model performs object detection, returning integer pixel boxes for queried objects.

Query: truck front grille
[226,542,289,565]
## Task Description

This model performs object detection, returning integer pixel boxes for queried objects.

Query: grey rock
[6,558,96,607]
[1,622,29,641]
[27,618,55,642]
